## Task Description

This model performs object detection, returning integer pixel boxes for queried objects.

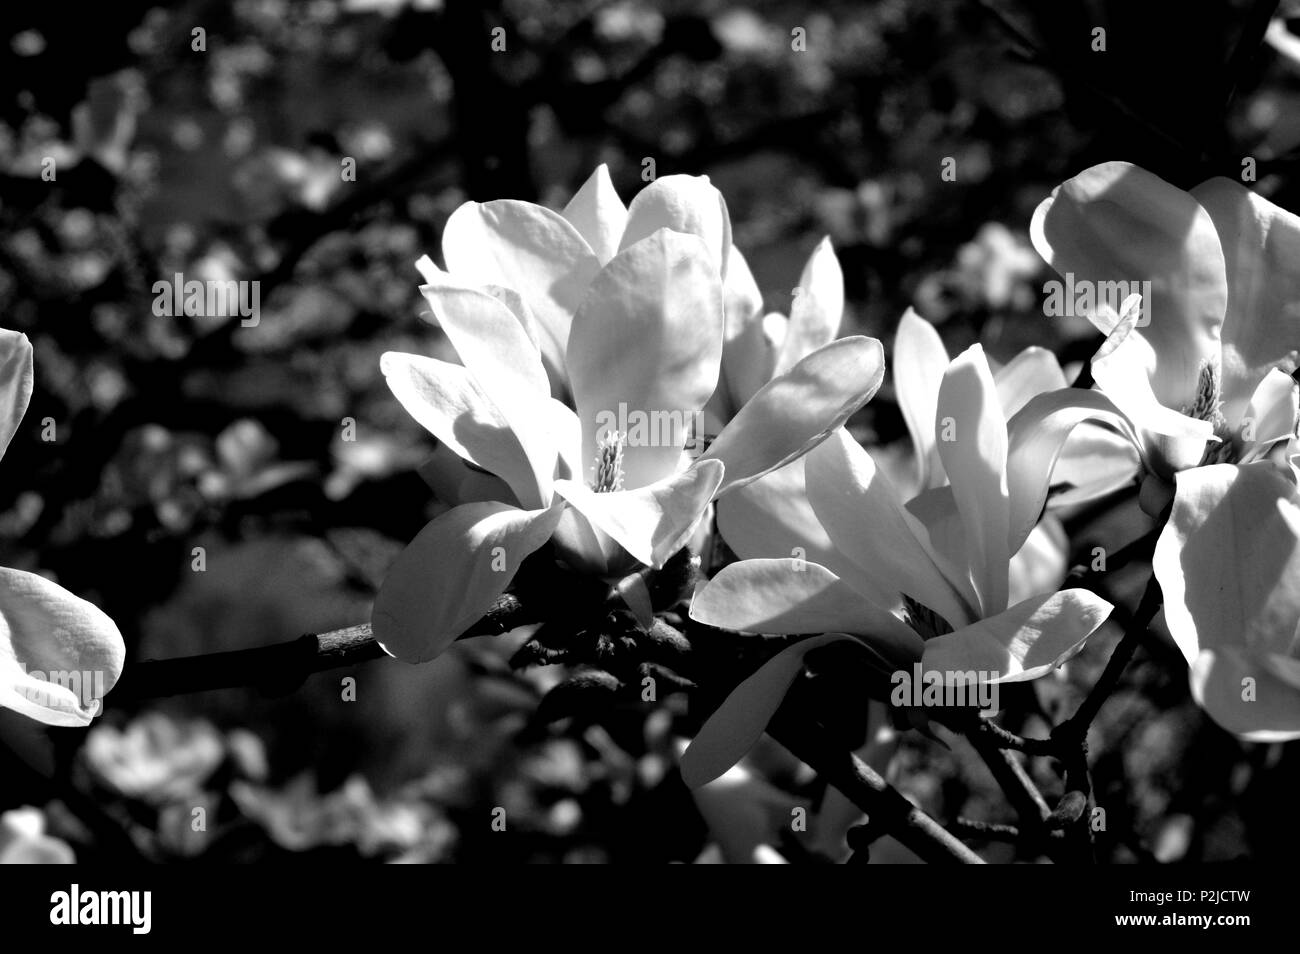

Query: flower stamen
[591,431,627,493]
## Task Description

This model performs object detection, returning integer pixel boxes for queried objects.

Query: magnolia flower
[1025,161,1300,510]
[1019,161,1300,740]
[0,329,124,726]
[683,345,1113,786]
[374,170,884,663]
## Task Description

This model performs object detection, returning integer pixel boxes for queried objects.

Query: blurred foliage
[1,0,1298,862]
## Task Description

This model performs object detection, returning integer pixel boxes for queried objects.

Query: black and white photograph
[0,0,1293,922]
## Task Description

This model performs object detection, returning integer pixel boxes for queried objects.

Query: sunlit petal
[417,282,556,504]
[1031,160,1227,408]
[935,345,1011,616]
[893,308,948,491]
[0,568,125,727]
[379,351,544,509]
[442,199,602,378]
[1153,463,1300,666]
[1191,176,1300,417]
[372,500,564,663]
[806,430,976,627]
[568,229,724,490]
[554,459,724,569]
[0,329,34,461]
[704,336,884,494]
[680,632,864,788]
[775,237,843,374]
[561,164,628,266]
[620,175,732,276]
[920,588,1113,684]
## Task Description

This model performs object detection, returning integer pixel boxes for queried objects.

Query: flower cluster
[375,160,1300,782]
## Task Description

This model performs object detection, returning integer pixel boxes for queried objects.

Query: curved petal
[1005,388,1144,553]
[0,329,33,461]
[417,283,556,504]
[553,458,724,569]
[775,237,842,375]
[568,229,724,490]
[1008,516,1068,608]
[1190,176,1300,417]
[417,254,549,378]
[715,458,844,573]
[1240,367,1298,458]
[806,430,976,628]
[0,568,125,727]
[1189,647,1300,742]
[1153,462,1300,666]
[620,175,732,277]
[1091,329,1217,474]
[936,345,1011,616]
[1030,161,1227,408]
[441,199,602,379]
[711,245,769,417]
[680,633,859,788]
[1047,422,1143,508]
[379,351,543,509]
[920,588,1113,684]
[704,336,884,494]
[994,346,1067,419]
[372,500,564,663]
[561,164,628,265]
[417,445,519,508]
[893,308,948,491]
[690,558,924,658]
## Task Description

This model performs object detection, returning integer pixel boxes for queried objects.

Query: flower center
[591,431,627,493]
[1181,360,1241,465]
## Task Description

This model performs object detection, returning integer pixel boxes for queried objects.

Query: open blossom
[0,329,125,727]
[683,344,1113,787]
[1017,160,1300,740]
[373,169,885,663]
[1025,161,1299,504]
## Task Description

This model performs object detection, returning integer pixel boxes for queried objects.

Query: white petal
[705,336,884,494]
[620,175,732,277]
[993,346,1067,419]
[418,282,556,503]
[379,351,544,509]
[561,164,628,265]
[1030,160,1227,409]
[690,558,924,666]
[442,199,602,380]
[935,345,1011,616]
[554,459,724,569]
[921,589,1113,684]
[806,430,976,628]
[893,308,948,491]
[1189,647,1300,742]
[0,329,34,460]
[1240,367,1299,457]
[0,568,125,726]
[680,633,862,788]
[568,229,724,490]
[774,237,842,374]
[372,500,564,663]
[1153,463,1300,666]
